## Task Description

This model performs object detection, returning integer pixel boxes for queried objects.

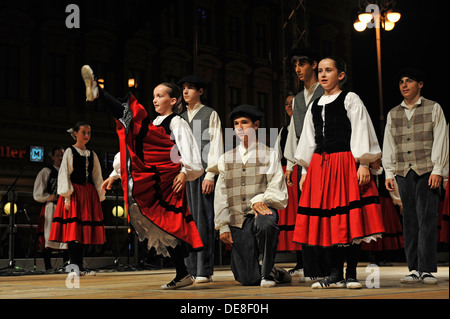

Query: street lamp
[354,1,401,135]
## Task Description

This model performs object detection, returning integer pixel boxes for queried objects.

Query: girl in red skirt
[49,122,106,275]
[81,65,204,289]
[292,56,385,289]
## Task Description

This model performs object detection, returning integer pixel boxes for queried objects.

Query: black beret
[177,74,207,89]
[288,47,321,64]
[229,104,263,122]
[395,67,425,84]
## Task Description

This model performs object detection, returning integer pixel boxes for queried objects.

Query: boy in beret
[214,104,291,287]
[383,67,449,285]
[178,75,224,284]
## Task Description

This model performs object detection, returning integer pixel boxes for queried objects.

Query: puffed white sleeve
[204,111,224,181]
[109,152,121,180]
[284,100,299,171]
[346,93,382,166]
[170,116,204,181]
[382,112,397,180]
[294,105,316,174]
[214,154,231,235]
[92,151,105,202]
[33,168,52,203]
[430,103,448,177]
[57,148,74,201]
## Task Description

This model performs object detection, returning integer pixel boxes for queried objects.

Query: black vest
[45,165,59,203]
[135,113,180,162]
[312,91,351,154]
[69,146,94,185]
[157,113,179,136]
[180,105,215,169]
[279,126,289,167]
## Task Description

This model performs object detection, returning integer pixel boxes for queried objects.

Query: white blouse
[58,146,105,202]
[33,166,59,203]
[294,92,381,174]
[109,115,204,182]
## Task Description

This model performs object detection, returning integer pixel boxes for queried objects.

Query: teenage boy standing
[179,75,224,284]
[283,47,327,281]
[383,68,449,285]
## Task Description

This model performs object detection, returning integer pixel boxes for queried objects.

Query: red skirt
[115,95,203,251]
[49,183,106,245]
[293,152,385,247]
[277,165,302,251]
[438,184,449,244]
[362,197,404,251]
[37,205,46,250]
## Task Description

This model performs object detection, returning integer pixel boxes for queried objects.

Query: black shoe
[345,278,363,289]
[311,276,346,289]
[161,275,193,290]
[274,267,292,284]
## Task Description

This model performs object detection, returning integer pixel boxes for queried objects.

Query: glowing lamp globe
[354,21,367,32]
[384,21,395,31]
[358,13,373,24]
[112,206,124,218]
[4,202,18,215]
[387,12,401,23]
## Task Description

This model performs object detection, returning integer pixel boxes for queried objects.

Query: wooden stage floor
[1,263,448,318]
[0,263,448,300]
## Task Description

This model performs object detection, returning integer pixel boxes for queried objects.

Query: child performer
[178,75,224,284]
[33,147,69,272]
[82,66,204,289]
[292,56,385,289]
[283,47,327,282]
[49,122,106,276]
[383,69,448,284]
[214,104,291,287]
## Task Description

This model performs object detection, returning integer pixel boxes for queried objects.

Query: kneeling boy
[214,104,291,287]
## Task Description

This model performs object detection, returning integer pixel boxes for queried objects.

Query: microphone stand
[100,181,135,272]
[21,206,45,274]
[0,169,32,275]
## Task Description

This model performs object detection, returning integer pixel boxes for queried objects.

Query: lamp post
[354,1,401,136]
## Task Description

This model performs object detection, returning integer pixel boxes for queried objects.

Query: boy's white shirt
[214,141,288,235]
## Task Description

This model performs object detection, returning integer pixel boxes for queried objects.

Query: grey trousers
[396,171,440,273]
[229,209,279,286]
[184,173,215,277]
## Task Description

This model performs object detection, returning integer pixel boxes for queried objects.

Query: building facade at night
[0,0,357,261]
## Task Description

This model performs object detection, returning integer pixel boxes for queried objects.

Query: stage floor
[0,263,448,300]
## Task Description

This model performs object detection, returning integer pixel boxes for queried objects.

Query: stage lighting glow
[112,206,124,217]
[4,202,18,215]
